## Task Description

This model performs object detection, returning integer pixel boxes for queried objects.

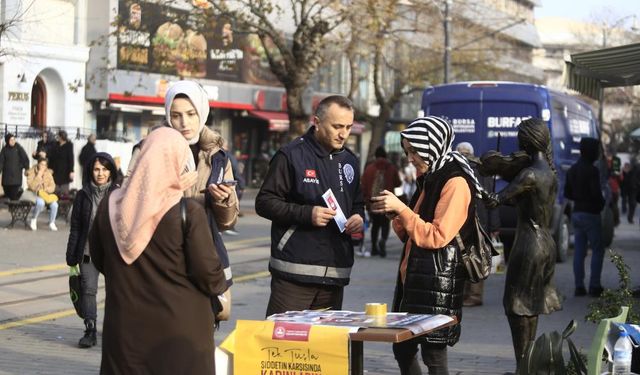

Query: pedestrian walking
[621,161,638,223]
[222,139,245,236]
[32,130,56,160]
[455,142,500,307]
[89,128,227,374]
[399,156,417,204]
[361,146,401,257]
[0,133,29,200]
[564,138,606,297]
[483,118,562,371]
[48,130,74,194]
[255,95,364,317]
[26,158,59,231]
[371,116,484,375]
[79,134,97,170]
[65,152,119,348]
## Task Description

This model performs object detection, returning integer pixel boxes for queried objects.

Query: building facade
[0,0,89,136]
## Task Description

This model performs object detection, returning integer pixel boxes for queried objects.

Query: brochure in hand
[267,310,454,335]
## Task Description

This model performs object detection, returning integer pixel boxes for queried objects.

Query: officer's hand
[311,206,336,227]
[344,214,363,234]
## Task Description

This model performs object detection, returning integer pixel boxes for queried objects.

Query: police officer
[256,95,365,316]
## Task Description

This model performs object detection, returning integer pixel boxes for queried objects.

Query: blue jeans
[31,197,58,223]
[571,212,604,289]
[80,257,99,320]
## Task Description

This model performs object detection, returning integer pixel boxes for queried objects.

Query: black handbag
[455,214,496,283]
[68,265,83,318]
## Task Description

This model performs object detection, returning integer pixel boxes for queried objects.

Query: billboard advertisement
[117,0,280,85]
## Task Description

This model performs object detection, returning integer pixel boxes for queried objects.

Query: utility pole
[443,0,452,83]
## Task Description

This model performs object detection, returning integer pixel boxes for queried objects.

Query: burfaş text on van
[421,81,614,262]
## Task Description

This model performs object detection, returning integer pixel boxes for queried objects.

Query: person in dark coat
[0,133,29,200]
[49,130,75,193]
[66,152,119,348]
[361,146,402,257]
[89,127,227,374]
[484,118,562,371]
[564,138,606,297]
[78,134,97,170]
[32,130,56,160]
[371,117,485,375]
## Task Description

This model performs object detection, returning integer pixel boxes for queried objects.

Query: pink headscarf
[108,127,197,264]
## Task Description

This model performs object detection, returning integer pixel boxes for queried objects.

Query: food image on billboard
[177,30,208,78]
[151,21,184,73]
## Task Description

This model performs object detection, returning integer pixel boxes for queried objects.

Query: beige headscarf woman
[109,127,197,264]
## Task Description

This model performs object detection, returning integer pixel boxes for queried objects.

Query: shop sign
[8,92,30,101]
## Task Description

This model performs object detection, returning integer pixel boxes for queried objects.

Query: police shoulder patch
[343,164,355,184]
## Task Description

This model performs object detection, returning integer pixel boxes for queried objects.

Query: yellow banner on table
[234,320,351,375]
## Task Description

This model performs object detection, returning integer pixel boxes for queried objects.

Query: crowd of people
[4,80,640,375]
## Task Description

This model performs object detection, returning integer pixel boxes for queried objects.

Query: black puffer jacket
[66,153,118,266]
[392,162,476,346]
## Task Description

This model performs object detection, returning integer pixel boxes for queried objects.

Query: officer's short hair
[315,95,354,122]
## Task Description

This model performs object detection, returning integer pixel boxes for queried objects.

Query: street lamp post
[443,0,452,83]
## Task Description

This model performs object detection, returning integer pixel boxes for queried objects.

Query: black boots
[78,319,97,348]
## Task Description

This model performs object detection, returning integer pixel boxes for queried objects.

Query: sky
[535,0,638,23]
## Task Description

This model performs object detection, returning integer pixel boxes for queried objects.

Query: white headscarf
[164,80,210,145]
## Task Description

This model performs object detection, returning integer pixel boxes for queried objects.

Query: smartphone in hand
[218,179,238,186]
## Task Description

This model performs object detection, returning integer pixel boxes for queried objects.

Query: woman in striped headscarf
[371,116,483,375]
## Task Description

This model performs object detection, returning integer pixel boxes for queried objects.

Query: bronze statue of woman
[481,118,562,370]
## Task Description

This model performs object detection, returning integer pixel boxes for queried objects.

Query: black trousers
[265,276,344,317]
[2,185,22,200]
[393,339,449,375]
[370,213,390,250]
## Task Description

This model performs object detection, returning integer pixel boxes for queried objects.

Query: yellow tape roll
[365,303,387,316]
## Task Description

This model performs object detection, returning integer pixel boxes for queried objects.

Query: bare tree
[346,0,509,160]
[207,0,350,138]
[0,1,34,58]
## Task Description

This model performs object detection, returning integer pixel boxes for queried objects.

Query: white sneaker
[29,218,37,231]
[49,222,58,231]
[363,251,371,258]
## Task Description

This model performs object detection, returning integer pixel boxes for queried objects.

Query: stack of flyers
[322,188,348,232]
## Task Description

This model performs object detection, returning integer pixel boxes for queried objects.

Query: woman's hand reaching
[370,190,407,219]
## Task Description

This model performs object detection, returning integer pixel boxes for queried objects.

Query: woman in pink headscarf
[90,127,227,374]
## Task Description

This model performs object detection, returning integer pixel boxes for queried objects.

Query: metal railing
[1,124,128,141]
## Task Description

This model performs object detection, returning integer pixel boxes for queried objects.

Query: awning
[249,110,290,132]
[109,103,165,116]
[564,42,640,100]
[108,93,254,111]
[249,110,366,135]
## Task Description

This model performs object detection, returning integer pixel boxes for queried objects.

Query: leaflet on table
[267,310,454,334]
[322,188,348,232]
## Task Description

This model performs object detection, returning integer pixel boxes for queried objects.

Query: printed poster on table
[233,320,350,375]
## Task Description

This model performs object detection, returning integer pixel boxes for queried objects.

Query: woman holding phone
[128,81,238,295]
[371,116,484,375]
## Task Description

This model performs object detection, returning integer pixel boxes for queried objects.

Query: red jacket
[361,158,402,201]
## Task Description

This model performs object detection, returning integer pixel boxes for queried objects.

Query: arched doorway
[31,77,47,128]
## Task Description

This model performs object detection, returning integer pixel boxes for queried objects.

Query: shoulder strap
[180,198,187,237]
